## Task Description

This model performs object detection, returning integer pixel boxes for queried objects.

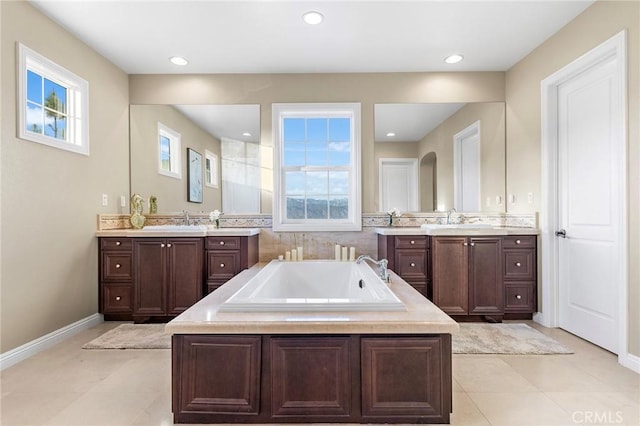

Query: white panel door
[454,121,481,212]
[379,159,418,213]
[557,55,621,353]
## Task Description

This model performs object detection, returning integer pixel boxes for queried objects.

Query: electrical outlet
[101,194,108,206]
[120,195,126,207]
[486,197,491,207]
[509,194,516,204]
[527,192,534,204]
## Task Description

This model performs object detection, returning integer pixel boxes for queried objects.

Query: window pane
[283,118,305,143]
[329,171,349,195]
[329,118,350,142]
[205,158,212,184]
[286,196,305,219]
[44,79,66,114]
[160,135,171,171]
[44,114,67,140]
[329,196,349,219]
[306,197,328,219]
[329,141,350,166]
[26,102,43,134]
[307,118,327,142]
[306,171,328,195]
[307,140,328,166]
[284,142,305,166]
[27,71,42,104]
[285,171,304,195]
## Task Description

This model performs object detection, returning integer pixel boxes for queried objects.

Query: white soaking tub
[219,260,406,312]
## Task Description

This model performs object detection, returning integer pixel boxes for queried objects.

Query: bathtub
[219,260,406,312]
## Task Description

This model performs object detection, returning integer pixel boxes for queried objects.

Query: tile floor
[1,321,638,426]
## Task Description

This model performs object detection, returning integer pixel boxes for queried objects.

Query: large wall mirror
[374,102,506,213]
[129,104,261,214]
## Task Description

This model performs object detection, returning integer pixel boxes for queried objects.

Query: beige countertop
[96,226,260,237]
[165,263,459,335]
[375,226,540,236]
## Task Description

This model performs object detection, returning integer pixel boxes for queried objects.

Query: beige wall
[130,105,222,213]
[129,72,506,213]
[418,102,506,212]
[505,0,639,356]
[0,1,129,352]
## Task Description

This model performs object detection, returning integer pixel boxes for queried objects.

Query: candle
[285,251,291,261]
[342,246,347,262]
[291,249,297,261]
[335,244,341,261]
[278,255,284,261]
[297,246,303,261]
[349,247,356,262]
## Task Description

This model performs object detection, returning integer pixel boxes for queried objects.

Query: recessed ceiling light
[386,132,396,137]
[444,54,464,64]
[302,11,324,25]
[242,132,252,137]
[169,56,189,66]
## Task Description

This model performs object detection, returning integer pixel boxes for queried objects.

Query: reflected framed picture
[187,148,203,203]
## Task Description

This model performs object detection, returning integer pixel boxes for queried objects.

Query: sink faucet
[446,208,457,224]
[182,210,190,226]
[356,255,390,283]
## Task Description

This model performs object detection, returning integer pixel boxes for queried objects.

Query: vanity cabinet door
[166,238,203,315]
[432,237,468,315]
[468,237,503,316]
[133,239,166,317]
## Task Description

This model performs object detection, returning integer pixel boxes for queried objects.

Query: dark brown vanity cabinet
[99,238,134,317]
[133,238,204,322]
[205,235,259,293]
[432,236,503,319]
[502,235,537,314]
[378,235,430,297]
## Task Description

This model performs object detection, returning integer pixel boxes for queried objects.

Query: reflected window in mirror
[157,122,182,179]
[205,150,219,189]
[272,103,361,232]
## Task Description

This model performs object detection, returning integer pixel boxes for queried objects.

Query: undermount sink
[142,225,208,231]
[421,223,494,230]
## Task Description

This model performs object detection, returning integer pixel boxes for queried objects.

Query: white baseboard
[619,351,640,374]
[0,313,103,370]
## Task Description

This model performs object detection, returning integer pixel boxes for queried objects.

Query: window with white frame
[272,103,361,232]
[157,123,182,179]
[205,150,219,188]
[18,43,89,155]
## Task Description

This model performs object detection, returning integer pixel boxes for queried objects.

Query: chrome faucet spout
[183,210,190,226]
[446,208,457,225]
[356,255,390,283]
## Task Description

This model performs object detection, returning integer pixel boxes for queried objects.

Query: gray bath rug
[453,323,573,354]
[83,324,170,349]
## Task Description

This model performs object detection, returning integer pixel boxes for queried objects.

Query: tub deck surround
[165,262,459,335]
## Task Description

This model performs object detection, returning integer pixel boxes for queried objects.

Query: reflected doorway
[420,152,437,211]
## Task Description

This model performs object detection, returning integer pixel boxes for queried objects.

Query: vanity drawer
[102,284,133,313]
[206,251,241,281]
[502,235,536,249]
[101,252,133,281]
[100,238,133,250]
[395,251,427,281]
[206,236,241,250]
[504,283,535,312]
[394,236,429,249]
[503,250,535,280]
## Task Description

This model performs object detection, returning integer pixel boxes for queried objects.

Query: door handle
[555,229,567,238]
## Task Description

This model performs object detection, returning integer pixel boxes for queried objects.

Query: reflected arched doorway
[420,152,437,211]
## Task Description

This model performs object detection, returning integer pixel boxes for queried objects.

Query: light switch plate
[101,194,108,206]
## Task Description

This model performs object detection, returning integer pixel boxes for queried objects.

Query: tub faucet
[356,255,390,283]
[446,208,457,224]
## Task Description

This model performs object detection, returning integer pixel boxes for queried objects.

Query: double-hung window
[157,123,182,179]
[272,103,361,231]
[18,43,89,155]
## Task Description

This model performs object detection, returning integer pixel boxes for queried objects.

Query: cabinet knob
[410,262,416,267]
[115,241,121,246]
[220,263,225,268]
[115,296,121,301]
[463,242,468,246]
[219,241,225,245]
[160,243,165,248]
[515,239,521,244]
[470,242,475,247]
[516,294,522,300]
[410,240,415,245]
[515,262,522,267]
[115,263,121,269]
[167,243,172,248]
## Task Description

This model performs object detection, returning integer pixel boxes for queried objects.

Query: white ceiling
[30,0,594,142]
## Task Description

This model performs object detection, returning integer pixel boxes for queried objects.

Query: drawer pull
[115,296,121,301]
[167,243,172,248]
[470,242,475,247]
[115,264,121,269]
[410,262,415,267]
[515,262,522,267]
[515,294,522,300]
[515,239,521,244]
[220,263,225,268]
[116,241,121,246]
[410,240,415,245]
[463,242,468,246]
[219,241,225,245]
